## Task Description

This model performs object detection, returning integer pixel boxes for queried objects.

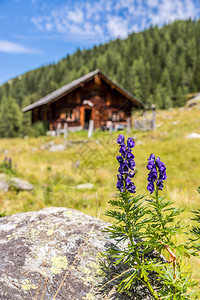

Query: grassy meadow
[0,105,200,284]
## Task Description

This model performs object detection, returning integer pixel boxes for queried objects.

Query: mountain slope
[0,19,199,137]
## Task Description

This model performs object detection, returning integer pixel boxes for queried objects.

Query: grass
[0,105,200,284]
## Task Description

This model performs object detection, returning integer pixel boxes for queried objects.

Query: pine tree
[21,97,32,136]
[0,96,22,137]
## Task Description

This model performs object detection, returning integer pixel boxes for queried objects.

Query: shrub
[30,121,48,137]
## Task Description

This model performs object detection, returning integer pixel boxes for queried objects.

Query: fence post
[88,120,94,138]
[56,123,61,137]
[63,123,68,139]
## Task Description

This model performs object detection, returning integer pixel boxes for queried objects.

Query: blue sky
[0,0,200,85]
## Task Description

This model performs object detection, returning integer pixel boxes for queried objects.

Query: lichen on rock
[0,207,154,299]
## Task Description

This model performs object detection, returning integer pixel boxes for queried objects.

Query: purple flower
[147,182,154,194]
[118,162,129,174]
[149,153,155,161]
[128,171,135,178]
[117,155,124,163]
[117,134,125,145]
[116,135,136,193]
[119,143,127,158]
[127,182,136,193]
[128,161,135,171]
[147,153,167,194]
[127,137,135,148]
[117,174,123,181]
[127,151,135,161]
[116,180,124,192]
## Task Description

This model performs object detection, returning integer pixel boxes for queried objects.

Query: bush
[30,121,49,137]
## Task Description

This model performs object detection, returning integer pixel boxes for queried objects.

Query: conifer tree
[21,97,32,136]
[0,96,22,137]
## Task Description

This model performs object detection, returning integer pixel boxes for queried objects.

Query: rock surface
[77,183,94,189]
[0,174,33,192]
[186,132,200,139]
[0,207,154,299]
[49,144,66,152]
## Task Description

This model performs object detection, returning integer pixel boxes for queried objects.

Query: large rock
[9,177,34,191]
[0,207,155,299]
[0,174,33,192]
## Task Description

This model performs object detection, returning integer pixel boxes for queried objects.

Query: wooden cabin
[22,69,144,130]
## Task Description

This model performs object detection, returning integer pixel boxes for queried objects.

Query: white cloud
[149,0,197,25]
[107,16,129,38]
[147,0,160,8]
[30,0,199,42]
[0,40,39,54]
[68,9,84,24]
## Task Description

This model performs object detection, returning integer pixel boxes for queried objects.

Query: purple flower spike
[147,153,167,194]
[116,135,136,193]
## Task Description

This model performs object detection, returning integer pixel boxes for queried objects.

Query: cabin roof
[22,69,144,112]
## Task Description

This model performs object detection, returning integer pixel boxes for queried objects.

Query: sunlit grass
[0,105,200,284]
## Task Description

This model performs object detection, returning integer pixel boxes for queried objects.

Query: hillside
[0,19,200,137]
[0,104,200,281]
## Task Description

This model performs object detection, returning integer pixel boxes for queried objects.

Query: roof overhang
[22,69,144,112]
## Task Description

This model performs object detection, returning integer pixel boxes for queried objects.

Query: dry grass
[0,105,200,283]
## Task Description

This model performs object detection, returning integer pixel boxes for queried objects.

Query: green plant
[190,187,200,254]
[103,135,199,299]
[30,121,49,137]
[0,157,17,176]
[0,211,6,217]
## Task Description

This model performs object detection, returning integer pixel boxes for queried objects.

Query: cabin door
[84,109,92,129]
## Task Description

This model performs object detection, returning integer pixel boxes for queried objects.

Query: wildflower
[117,134,125,145]
[127,137,135,148]
[147,153,167,194]
[116,135,136,193]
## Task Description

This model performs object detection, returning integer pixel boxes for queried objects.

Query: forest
[0,18,199,137]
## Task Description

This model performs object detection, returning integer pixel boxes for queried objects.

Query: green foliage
[0,157,17,176]
[190,188,200,253]
[158,265,198,299]
[104,150,199,298]
[105,188,198,299]
[0,96,22,138]
[0,19,199,116]
[146,193,185,248]
[30,121,48,137]
[21,96,32,136]
[0,211,6,218]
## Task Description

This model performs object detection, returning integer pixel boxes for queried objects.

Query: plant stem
[155,186,169,243]
[143,277,159,300]
[124,191,158,299]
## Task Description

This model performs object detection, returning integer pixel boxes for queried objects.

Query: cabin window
[59,108,80,122]
[65,109,80,122]
[110,111,124,122]
[65,109,74,122]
